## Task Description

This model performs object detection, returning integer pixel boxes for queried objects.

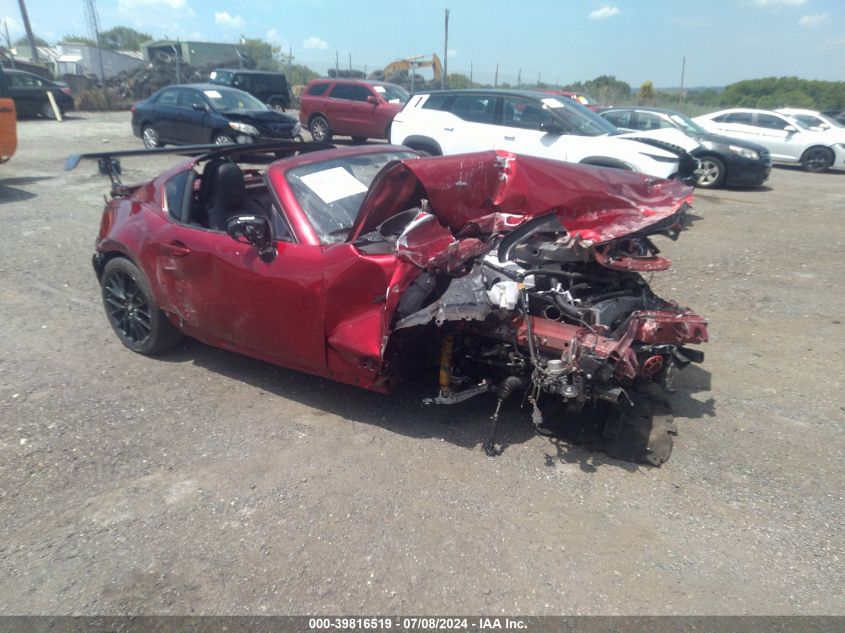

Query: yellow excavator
[382,53,443,90]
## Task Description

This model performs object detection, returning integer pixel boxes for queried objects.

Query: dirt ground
[0,112,842,615]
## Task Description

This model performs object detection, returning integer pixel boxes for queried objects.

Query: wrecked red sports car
[72,142,707,464]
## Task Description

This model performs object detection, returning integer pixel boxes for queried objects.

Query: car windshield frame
[542,96,619,136]
[285,150,418,243]
[202,87,268,112]
[668,112,709,135]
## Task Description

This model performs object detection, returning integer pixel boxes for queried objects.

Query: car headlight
[229,121,260,136]
[292,122,301,135]
[729,145,759,160]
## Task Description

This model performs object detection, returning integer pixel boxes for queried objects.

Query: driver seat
[202,160,264,231]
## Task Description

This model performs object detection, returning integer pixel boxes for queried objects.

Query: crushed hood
[347,150,694,245]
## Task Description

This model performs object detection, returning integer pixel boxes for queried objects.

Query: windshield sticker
[541,98,564,108]
[300,167,369,204]
[209,71,217,79]
[373,86,386,93]
[203,90,222,99]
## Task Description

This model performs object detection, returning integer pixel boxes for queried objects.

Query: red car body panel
[95,147,703,394]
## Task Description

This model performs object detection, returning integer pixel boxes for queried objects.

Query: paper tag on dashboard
[300,167,368,204]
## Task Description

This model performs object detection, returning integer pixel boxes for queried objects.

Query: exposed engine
[387,205,707,465]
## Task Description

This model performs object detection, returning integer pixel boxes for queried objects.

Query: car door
[708,111,758,143]
[150,87,183,142]
[325,83,359,135]
[153,170,326,371]
[439,94,500,154]
[178,88,213,144]
[8,72,43,115]
[752,113,802,161]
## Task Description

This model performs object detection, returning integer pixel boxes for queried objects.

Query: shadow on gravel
[154,337,712,470]
[0,176,52,204]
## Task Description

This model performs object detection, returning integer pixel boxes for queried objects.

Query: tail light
[130,105,137,114]
[61,87,72,95]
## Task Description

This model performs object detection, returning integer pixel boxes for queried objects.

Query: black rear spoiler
[65,140,335,190]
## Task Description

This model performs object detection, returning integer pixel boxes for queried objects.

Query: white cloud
[798,12,829,27]
[214,11,245,30]
[447,48,458,58]
[751,0,807,6]
[303,36,328,50]
[589,6,620,20]
[1,16,21,38]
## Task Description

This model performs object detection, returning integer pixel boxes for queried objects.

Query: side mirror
[367,95,380,105]
[539,120,564,135]
[784,125,797,133]
[226,215,276,262]
[192,102,208,112]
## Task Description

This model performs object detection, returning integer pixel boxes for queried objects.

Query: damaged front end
[353,151,707,464]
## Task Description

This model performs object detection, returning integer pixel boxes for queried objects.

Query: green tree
[286,63,318,86]
[637,80,656,104]
[565,75,632,105]
[14,35,49,46]
[446,73,473,89]
[100,26,152,51]
[62,35,96,45]
[239,38,281,70]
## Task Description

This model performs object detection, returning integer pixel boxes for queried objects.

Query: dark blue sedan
[131,83,302,148]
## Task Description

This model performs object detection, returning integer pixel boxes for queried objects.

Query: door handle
[444,127,454,132]
[160,241,191,257]
[504,135,515,141]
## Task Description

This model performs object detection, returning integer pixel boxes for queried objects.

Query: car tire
[142,124,162,148]
[695,156,726,189]
[351,136,367,144]
[405,141,441,156]
[801,146,834,173]
[213,133,234,145]
[309,115,332,143]
[100,257,183,355]
[40,100,60,119]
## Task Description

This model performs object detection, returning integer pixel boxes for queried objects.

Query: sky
[2,0,844,87]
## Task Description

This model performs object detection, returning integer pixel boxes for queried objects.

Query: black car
[599,106,772,188]
[208,69,291,111]
[131,83,302,148]
[0,69,74,119]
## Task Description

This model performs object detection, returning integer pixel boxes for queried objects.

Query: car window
[601,110,630,127]
[307,82,329,96]
[501,96,550,131]
[329,83,355,100]
[792,114,823,128]
[179,89,205,109]
[451,95,496,124]
[635,112,672,131]
[165,170,191,221]
[156,88,181,107]
[720,112,753,125]
[373,84,409,104]
[10,73,44,87]
[202,87,267,112]
[285,151,417,243]
[209,70,233,84]
[349,85,372,102]
[422,93,450,110]
[755,114,791,130]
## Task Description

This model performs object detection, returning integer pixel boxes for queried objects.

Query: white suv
[390,90,697,180]
[694,108,845,172]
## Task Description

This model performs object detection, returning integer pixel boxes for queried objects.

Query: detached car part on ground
[71,142,707,465]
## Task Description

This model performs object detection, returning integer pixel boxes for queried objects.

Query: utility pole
[16,0,39,62]
[469,61,472,87]
[84,0,109,107]
[494,62,498,88]
[517,68,521,88]
[537,71,541,86]
[442,8,449,89]
[335,50,339,75]
[348,52,351,71]
[678,55,686,108]
[3,19,15,68]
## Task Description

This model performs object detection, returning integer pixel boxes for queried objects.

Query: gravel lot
[1,111,843,615]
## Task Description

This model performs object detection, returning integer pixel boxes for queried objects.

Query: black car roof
[601,105,688,116]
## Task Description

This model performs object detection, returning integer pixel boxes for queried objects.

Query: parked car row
[124,71,843,191]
